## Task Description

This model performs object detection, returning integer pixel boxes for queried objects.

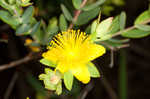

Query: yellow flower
[42,30,106,84]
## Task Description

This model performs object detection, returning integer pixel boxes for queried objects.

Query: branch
[111,19,150,37]
[4,72,18,99]
[78,82,94,99]
[0,53,36,71]
[68,0,87,29]
[101,78,118,99]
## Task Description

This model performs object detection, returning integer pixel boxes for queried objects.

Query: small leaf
[47,17,59,34]
[75,7,100,25]
[44,76,57,90]
[72,0,82,9]
[96,17,113,37]
[60,4,73,21]
[96,34,112,41]
[8,0,15,4]
[22,6,34,24]
[87,62,100,78]
[107,16,120,34]
[119,11,126,30]
[0,10,20,29]
[16,24,31,35]
[121,29,150,38]
[59,14,68,31]
[91,20,98,41]
[40,58,56,67]
[82,0,106,11]
[85,24,91,34]
[30,21,41,35]
[55,81,62,95]
[135,24,150,31]
[64,71,74,91]
[0,0,13,12]
[134,10,150,24]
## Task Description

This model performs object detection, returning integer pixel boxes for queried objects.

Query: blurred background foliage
[0,0,150,99]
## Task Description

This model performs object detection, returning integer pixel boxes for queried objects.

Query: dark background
[0,0,150,99]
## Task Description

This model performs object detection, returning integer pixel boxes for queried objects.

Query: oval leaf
[75,7,100,25]
[55,82,62,95]
[87,62,100,78]
[59,14,68,31]
[96,17,113,37]
[135,24,150,31]
[0,10,20,29]
[60,4,73,21]
[64,71,74,91]
[134,10,150,24]
[16,24,31,35]
[40,58,56,67]
[72,0,82,9]
[121,29,150,38]
[82,0,106,11]
[22,6,34,24]
[119,11,126,30]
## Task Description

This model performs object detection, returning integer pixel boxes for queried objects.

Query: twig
[78,82,94,99]
[111,19,150,37]
[109,50,114,68]
[0,53,34,71]
[68,0,87,29]
[101,78,118,99]
[4,72,18,99]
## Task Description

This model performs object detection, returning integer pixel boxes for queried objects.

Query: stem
[101,78,118,99]
[4,72,18,99]
[112,19,150,37]
[119,50,127,99]
[68,0,87,29]
[0,53,37,71]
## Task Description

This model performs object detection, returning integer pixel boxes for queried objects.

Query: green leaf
[43,76,57,90]
[135,24,150,31]
[119,11,126,30]
[96,17,113,37]
[121,29,150,38]
[91,20,98,41]
[72,0,82,9]
[87,62,100,78]
[108,38,130,43]
[64,71,74,91]
[22,6,34,24]
[40,58,56,67]
[55,81,62,95]
[134,10,150,24]
[107,16,120,34]
[0,0,13,12]
[82,0,106,11]
[8,0,15,4]
[0,10,20,29]
[85,24,91,34]
[60,4,73,21]
[30,21,41,35]
[59,14,68,31]
[96,34,112,41]
[16,24,31,35]
[75,7,100,25]
[39,68,57,90]
[47,17,59,34]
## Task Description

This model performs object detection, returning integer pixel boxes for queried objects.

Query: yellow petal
[42,48,63,63]
[56,62,69,73]
[70,64,90,84]
[83,43,106,61]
